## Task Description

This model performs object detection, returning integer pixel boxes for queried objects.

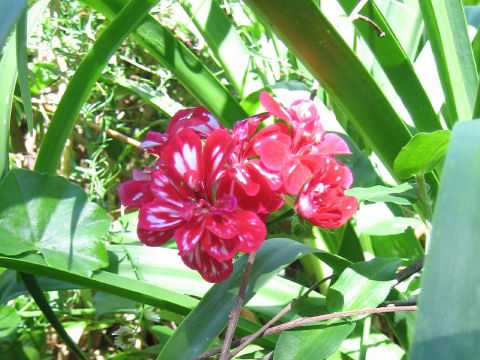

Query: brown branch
[353,14,385,37]
[78,119,141,148]
[219,252,257,360]
[191,305,417,360]
[391,257,424,288]
[227,275,334,359]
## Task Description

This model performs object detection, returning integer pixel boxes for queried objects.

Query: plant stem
[191,305,417,360]
[416,174,433,221]
[391,257,424,288]
[20,273,89,360]
[219,252,256,360]
[227,275,335,359]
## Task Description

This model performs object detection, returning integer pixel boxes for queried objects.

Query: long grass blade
[16,8,34,134]
[244,0,411,179]
[35,0,160,174]
[0,0,27,52]
[180,0,264,97]
[340,0,441,132]
[81,0,248,125]
[418,0,478,124]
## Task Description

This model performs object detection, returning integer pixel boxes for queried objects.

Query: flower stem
[416,174,433,222]
[219,252,256,360]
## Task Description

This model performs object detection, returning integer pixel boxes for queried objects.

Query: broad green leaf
[274,322,356,360]
[361,217,424,236]
[181,0,264,97]
[156,238,348,360]
[339,0,441,132]
[244,0,412,180]
[0,0,27,52]
[326,258,402,313]
[0,169,110,275]
[370,228,424,262]
[474,29,480,118]
[410,120,480,359]
[418,1,478,123]
[81,0,247,127]
[0,306,21,339]
[346,183,419,205]
[15,9,33,133]
[394,130,451,178]
[34,0,160,174]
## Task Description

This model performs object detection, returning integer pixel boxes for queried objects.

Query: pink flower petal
[311,133,351,156]
[181,245,233,283]
[139,131,169,155]
[138,200,183,231]
[203,129,235,186]
[282,158,312,195]
[260,91,292,122]
[137,226,173,246]
[161,128,203,191]
[118,179,153,207]
[205,213,238,239]
[202,232,238,260]
[166,106,222,138]
[150,170,189,206]
[258,138,291,171]
[234,210,266,253]
[174,216,205,256]
[232,112,270,142]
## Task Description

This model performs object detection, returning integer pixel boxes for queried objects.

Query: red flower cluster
[119,92,358,282]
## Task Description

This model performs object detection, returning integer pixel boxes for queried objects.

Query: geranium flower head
[296,157,358,228]
[137,128,266,282]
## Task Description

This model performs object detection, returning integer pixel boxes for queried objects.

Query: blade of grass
[410,120,480,358]
[340,0,441,132]
[180,0,264,97]
[243,0,411,180]
[418,0,478,124]
[473,30,480,118]
[0,252,197,315]
[81,0,248,125]
[34,0,160,174]
[0,0,50,180]
[19,273,88,360]
[0,0,27,52]
[15,8,34,134]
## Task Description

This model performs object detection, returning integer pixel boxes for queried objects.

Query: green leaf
[15,8,34,134]
[474,29,480,119]
[394,130,451,178]
[326,258,402,313]
[339,0,441,132]
[370,228,424,262]
[0,306,21,340]
[346,183,419,205]
[0,252,198,315]
[418,0,478,123]
[361,217,424,236]
[181,0,264,97]
[34,0,160,175]
[410,120,480,359]
[156,238,347,360]
[81,0,247,127]
[243,0,412,179]
[0,0,27,52]
[274,322,356,360]
[0,0,49,179]
[0,169,110,275]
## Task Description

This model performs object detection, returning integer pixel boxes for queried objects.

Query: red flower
[139,106,221,156]
[137,128,266,282]
[296,157,358,228]
[256,92,351,195]
[118,169,154,207]
[216,113,285,215]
